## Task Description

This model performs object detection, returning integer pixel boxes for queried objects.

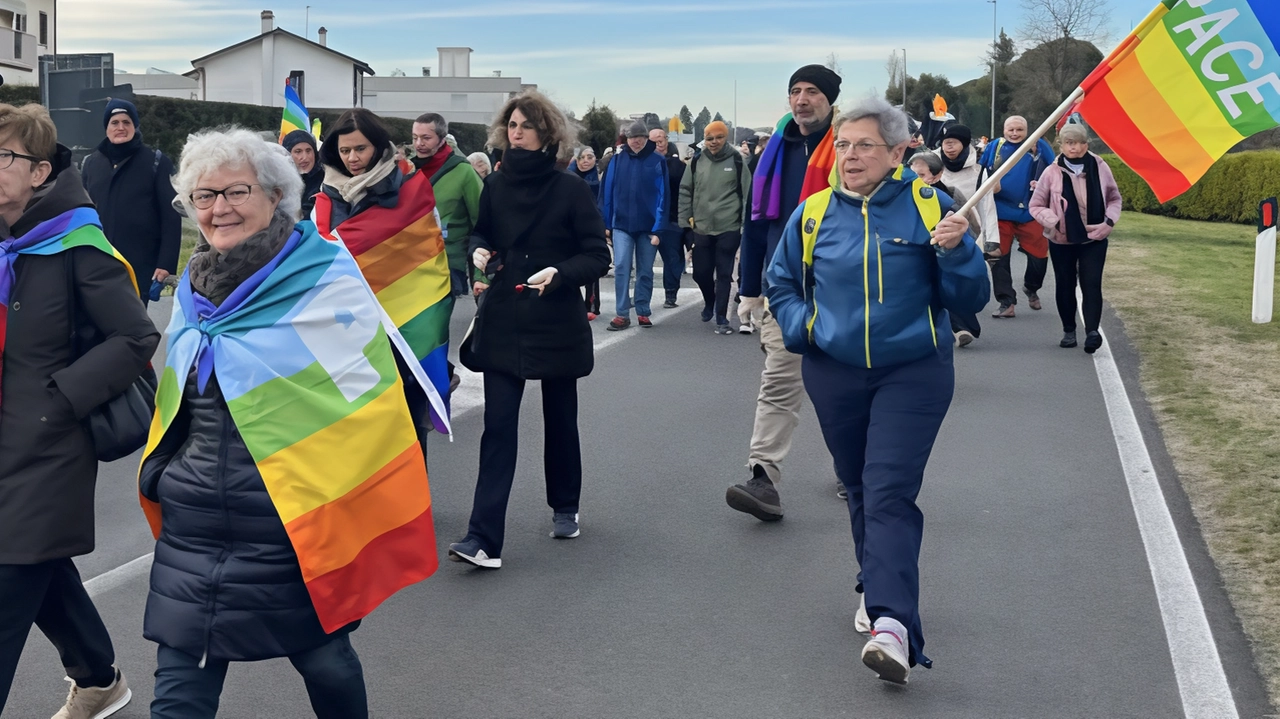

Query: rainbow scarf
[750,112,837,221]
[313,171,453,434]
[140,222,437,632]
[0,207,135,407]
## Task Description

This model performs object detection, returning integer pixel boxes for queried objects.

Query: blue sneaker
[447,538,501,568]
[551,512,580,539]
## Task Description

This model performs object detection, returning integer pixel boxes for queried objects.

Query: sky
[60,0,1163,128]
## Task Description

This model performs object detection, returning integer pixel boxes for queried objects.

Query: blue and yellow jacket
[765,167,991,369]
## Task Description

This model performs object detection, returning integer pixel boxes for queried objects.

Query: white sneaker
[954,330,975,348]
[854,593,872,634]
[862,618,910,684]
[738,322,755,335]
[52,668,132,719]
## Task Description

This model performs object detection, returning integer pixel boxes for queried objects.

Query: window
[15,13,25,32]
[38,12,46,46]
[288,70,305,105]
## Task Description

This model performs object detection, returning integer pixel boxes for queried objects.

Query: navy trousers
[802,344,955,669]
[151,635,367,719]
[656,227,685,296]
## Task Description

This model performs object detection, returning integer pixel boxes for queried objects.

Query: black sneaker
[551,512,580,539]
[1060,331,1078,348]
[1084,331,1104,354]
[726,466,783,521]
[714,321,733,335]
[448,538,501,568]
[664,293,679,309]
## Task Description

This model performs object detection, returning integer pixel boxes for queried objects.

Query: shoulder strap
[430,153,468,185]
[801,188,834,274]
[911,178,943,232]
[689,154,700,194]
[732,152,744,205]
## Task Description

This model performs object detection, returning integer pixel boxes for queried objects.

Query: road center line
[1089,301,1238,719]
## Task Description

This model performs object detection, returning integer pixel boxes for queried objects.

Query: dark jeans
[802,346,954,669]
[992,250,1048,306]
[949,310,981,337]
[657,227,685,296]
[1049,239,1109,333]
[151,634,367,719]
[0,559,117,712]
[692,231,741,321]
[466,371,582,556]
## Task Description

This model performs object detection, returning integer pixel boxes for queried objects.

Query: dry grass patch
[1106,213,1280,706]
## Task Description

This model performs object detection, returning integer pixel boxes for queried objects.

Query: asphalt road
[5,257,1275,718]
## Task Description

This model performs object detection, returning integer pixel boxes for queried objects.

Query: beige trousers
[747,300,805,484]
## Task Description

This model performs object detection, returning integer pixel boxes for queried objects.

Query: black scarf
[1057,153,1104,244]
[500,145,558,183]
[98,133,144,165]
[941,145,970,175]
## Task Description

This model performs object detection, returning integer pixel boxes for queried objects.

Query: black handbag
[65,252,158,462]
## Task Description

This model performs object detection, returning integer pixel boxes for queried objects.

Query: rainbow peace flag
[140,222,437,632]
[280,81,309,142]
[1076,0,1280,202]
[312,171,454,434]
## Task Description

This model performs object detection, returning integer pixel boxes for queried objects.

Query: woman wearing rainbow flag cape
[137,128,439,718]
[766,97,989,685]
[0,103,157,719]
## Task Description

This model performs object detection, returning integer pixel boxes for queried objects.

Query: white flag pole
[1253,198,1277,324]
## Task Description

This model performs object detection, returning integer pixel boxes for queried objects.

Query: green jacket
[430,156,484,275]
[678,147,752,236]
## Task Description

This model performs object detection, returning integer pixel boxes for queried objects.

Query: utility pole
[989,0,998,138]
[734,79,738,140]
[306,5,311,39]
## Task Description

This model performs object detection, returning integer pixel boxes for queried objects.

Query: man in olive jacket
[678,120,752,331]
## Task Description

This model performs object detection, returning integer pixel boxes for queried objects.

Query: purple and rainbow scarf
[750,113,838,222]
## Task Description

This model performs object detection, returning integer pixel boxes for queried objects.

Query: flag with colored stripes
[280,81,309,142]
[139,221,437,632]
[1076,0,1280,202]
[312,171,454,435]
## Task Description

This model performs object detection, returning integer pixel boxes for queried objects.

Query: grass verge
[1106,212,1280,706]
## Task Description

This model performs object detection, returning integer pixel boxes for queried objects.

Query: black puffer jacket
[81,134,182,278]
[462,146,610,380]
[139,367,349,661]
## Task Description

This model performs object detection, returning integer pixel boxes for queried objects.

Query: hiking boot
[701,306,713,322]
[1024,288,1042,310]
[638,315,653,328]
[992,303,1015,319]
[714,321,733,335]
[607,316,631,331]
[954,330,975,348]
[855,593,872,635]
[551,512,580,539]
[1060,331,1077,348]
[52,668,131,719]
[1084,330,1104,354]
[447,538,501,569]
[725,466,783,521]
[862,618,910,685]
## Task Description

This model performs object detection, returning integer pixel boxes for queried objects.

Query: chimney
[261,10,274,34]
[318,27,327,47]
[422,66,431,77]
[493,70,502,78]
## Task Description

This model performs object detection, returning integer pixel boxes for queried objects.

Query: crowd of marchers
[0,59,1123,717]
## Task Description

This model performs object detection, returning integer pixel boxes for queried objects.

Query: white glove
[738,296,764,327]
[526,267,559,295]
[473,248,492,272]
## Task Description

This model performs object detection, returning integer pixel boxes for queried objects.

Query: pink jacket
[1029,153,1122,243]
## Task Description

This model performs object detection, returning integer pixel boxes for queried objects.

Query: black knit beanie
[788,65,842,104]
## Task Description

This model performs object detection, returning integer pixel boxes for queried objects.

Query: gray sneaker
[551,512,580,538]
[52,668,131,719]
[725,466,782,521]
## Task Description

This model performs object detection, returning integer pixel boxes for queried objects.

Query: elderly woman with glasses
[138,127,438,718]
[766,95,990,685]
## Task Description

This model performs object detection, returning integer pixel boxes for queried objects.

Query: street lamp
[989,0,998,139]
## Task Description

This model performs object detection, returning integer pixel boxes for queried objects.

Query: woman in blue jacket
[766,96,989,686]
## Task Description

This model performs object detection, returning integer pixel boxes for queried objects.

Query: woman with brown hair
[451,91,610,569]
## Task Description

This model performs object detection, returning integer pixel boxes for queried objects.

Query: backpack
[689,150,745,207]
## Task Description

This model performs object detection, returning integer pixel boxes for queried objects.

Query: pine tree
[679,105,694,132]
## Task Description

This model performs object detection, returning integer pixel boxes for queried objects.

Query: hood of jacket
[624,139,657,160]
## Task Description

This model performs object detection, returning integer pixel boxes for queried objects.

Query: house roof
[190,28,375,75]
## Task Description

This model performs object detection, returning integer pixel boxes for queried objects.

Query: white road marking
[84,552,153,598]
[1087,293,1239,719]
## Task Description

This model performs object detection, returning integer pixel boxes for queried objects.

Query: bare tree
[1019,0,1111,45]
[885,52,903,90]
[825,52,843,76]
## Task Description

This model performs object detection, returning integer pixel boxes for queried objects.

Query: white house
[0,0,54,85]
[113,68,199,100]
[184,11,373,109]
[362,48,536,125]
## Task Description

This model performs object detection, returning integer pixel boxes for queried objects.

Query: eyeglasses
[189,183,261,210]
[0,149,44,170]
[834,141,894,157]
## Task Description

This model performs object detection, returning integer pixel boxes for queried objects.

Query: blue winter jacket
[599,139,668,235]
[978,137,1055,224]
[766,168,991,369]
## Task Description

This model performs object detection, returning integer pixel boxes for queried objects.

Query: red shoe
[607,316,631,331]
[638,315,653,328]
[587,312,598,321]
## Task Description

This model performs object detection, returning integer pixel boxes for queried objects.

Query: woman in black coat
[451,91,611,569]
[0,104,158,716]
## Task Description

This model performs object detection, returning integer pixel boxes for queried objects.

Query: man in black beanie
[281,128,324,218]
[81,98,181,306]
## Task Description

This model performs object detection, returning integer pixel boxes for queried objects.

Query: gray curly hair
[172,126,304,220]
[833,95,912,148]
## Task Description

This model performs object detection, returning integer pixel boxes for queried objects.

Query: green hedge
[0,85,40,106]
[1103,151,1280,225]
